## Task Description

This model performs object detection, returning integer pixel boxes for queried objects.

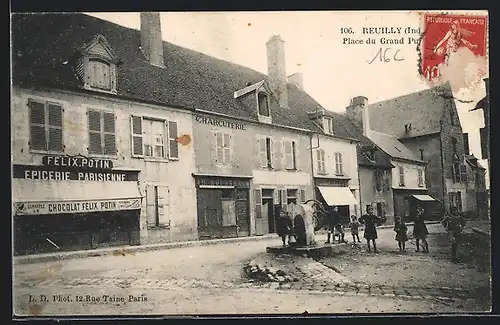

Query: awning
[411,194,437,202]
[12,180,142,216]
[316,186,357,206]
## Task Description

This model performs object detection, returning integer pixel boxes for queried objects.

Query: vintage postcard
[11,10,490,317]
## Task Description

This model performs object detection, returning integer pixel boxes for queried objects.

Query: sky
[86,11,489,184]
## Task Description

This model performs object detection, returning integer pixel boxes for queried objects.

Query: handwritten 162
[368,47,404,64]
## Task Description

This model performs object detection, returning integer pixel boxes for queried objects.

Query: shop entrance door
[197,189,223,239]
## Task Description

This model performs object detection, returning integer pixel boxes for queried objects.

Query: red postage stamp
[421,13,488,82]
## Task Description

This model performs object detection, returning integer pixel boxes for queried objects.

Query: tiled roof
[11,12,348,136]
[368,84,454,139]
[367,130,424,164]
[323,111,394,169]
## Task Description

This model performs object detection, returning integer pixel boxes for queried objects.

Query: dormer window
[76,34,118,94]
[258,92,270,117]
[88,59,112,91]
[323,117,334,134]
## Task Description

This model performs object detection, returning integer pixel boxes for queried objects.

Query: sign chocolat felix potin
[13,155,138,181]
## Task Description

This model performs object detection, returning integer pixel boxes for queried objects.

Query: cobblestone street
[13,223,491,316]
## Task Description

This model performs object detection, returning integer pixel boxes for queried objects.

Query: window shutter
[103,112,116,155]
[223,133,231,165]
[215,132,223,164]
[273,189,280,204]
[168,121,179,159]
[300,188,306,203]
[88,109,102,154]
[338,153,343,174]
[131,115,143,156]
[145,185,157,225]
[281,189,287,208]
[316,149,321,173]
[254,189,262,220]
[157,186,170,225]
[29,100,47,151]
[269,138,274,168]
[284,140,292,169]
[47,104,63,152]
[321,149,326,174]
[292,141,298,170]
[258,137,267,167]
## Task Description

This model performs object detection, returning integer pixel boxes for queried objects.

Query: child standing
[349,215,361,243]
[393,216,408,252]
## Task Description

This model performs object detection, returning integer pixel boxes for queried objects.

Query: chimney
[140,12,165,68]
[346,96,370,136]
[266,35,288,108]
[288,72,304,90]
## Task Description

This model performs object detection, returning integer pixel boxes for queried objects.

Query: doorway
[262,189,275,233]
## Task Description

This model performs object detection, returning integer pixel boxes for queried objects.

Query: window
[463,133,470,155]
[259,137,273,168]
[418,169,424,187]
[375,170,383,192]
[130,116,179,159]
[284,139,297,170]
[215,132,231,165]
[317,149,326,174]
[146,185,170,227]
[287,189,298,204]
[398,165,405,186]
[29,99,63,152]
[323,117,334,134]
[449,192,462,213]
[451,137,458,155]
[420,149,424,160]
[334,152,343,175]
[88,59,112,90]
[258,92,270,117]
[88,109,116,156]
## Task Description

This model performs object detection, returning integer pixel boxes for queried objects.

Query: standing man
[359,206,385,253]
[441,207,466,262]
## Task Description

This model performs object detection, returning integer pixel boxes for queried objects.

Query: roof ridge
[368,83,453,107]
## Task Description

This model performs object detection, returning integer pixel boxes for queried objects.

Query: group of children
[278,203,467,261]
[330,205,466,260]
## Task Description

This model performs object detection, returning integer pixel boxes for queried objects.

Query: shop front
[193,174,252,240]
[314,177,358,225]
[393,189,442,221]
[12,155,142,255]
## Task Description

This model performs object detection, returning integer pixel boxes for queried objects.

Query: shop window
[87,109,116,156]
[222,189,234,200]
[417,169,424,187]
[258,137,274,168]
[398,165,405,186]
[215,132,232,165]
[146,185,170,228]
[284,139,297,170]
[28,99,64,152]
[317,149,326,174]
[130,115,178,160]
[334,152,343,175]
